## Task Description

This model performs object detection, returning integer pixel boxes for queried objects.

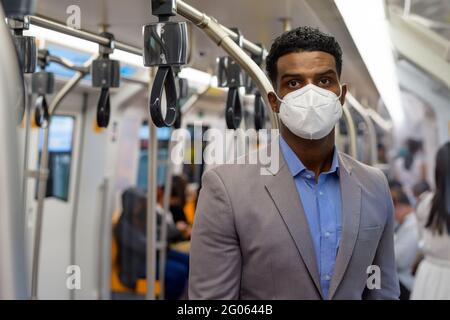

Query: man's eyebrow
[280,73,303,79]
[316,69,337,77]
[280,69,337,80]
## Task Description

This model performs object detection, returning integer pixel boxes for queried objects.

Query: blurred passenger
[394,138,427,206]
[389,179,404,194]
[169,175,192,238]
[391,189,419,299]
[412,180,431,206]
[377,142,387,164]
[184,183,199,226]
[115,187,189,300]
[411,142,450,300]
[170,175,188,222]
[410,180,432,275]
[157,184,191,240]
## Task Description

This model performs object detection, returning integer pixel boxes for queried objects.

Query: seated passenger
[391,189,419,299]
[115,187,189,300]
[169,175,189,223]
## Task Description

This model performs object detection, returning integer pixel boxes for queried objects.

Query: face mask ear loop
[337,83,345,100]
[274,92,284,104]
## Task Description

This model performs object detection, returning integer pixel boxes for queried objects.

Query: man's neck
[281,126,336,180]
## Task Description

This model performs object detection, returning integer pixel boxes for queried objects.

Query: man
[391,189,419,299]
[189,26,399,299]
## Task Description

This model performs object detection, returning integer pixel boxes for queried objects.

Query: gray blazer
[189,145,400,300]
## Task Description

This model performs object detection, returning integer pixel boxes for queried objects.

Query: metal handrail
[31,54,97,300]
[342,103,358,158]
[26,15,142,56]
[176,0,278,129]
[346,93,378,165]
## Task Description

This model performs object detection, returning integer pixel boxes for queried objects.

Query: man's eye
[288,80,300,88]
[319,78,331,85]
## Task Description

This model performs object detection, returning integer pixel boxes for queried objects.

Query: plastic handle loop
[172,76,187,129]
[149,66,178,127]
[97,87,110,128]
[173,103,182,129]
[34,95,49,129]
[254,92,265,130]
[225,87,242,130]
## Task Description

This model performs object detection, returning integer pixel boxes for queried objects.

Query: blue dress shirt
[279,137,342,299]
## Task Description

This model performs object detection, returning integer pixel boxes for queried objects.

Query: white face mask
[276,83,343,140]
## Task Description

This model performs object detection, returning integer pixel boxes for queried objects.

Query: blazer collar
[327,153,362,299]
[264,144,323,297]
[264,137,362,300]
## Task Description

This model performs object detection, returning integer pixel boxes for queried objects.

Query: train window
[137,122,171,190]
[42,44,138,79]
[36,115,75,201]
[136,123,209,189]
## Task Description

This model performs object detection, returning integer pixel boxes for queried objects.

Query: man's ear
[340,83,348,105]
[268,92,280,113]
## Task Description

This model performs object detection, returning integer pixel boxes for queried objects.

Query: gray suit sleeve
[188,169,242,299]
[364,170,400,300]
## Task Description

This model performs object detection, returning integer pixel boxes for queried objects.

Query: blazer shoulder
[339,153,392,226]
[205,161,262,186]
[205,148,267,183]
[339,152,388,189]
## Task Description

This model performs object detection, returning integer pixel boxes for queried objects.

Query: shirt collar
[279,136,339,178]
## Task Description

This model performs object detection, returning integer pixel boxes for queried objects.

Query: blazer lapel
[327,153,362,299]
[265,159,323,298]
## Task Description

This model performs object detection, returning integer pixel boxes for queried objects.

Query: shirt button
[319,191,324,196]
[306,174,312,179]
[325,274,331,281]
[325,232,331,238]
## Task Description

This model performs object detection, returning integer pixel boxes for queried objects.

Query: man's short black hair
[266,26,343,84]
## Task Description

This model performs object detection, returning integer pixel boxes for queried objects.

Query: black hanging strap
[225,87,242,130]
[34,95,49,129]
[149,66,178,127]
[97,87,110,128]
[254,92,265,130]
[173,76,188,129]
[173,105,182,129]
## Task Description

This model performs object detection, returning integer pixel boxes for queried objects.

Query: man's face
[268,50,347,113]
